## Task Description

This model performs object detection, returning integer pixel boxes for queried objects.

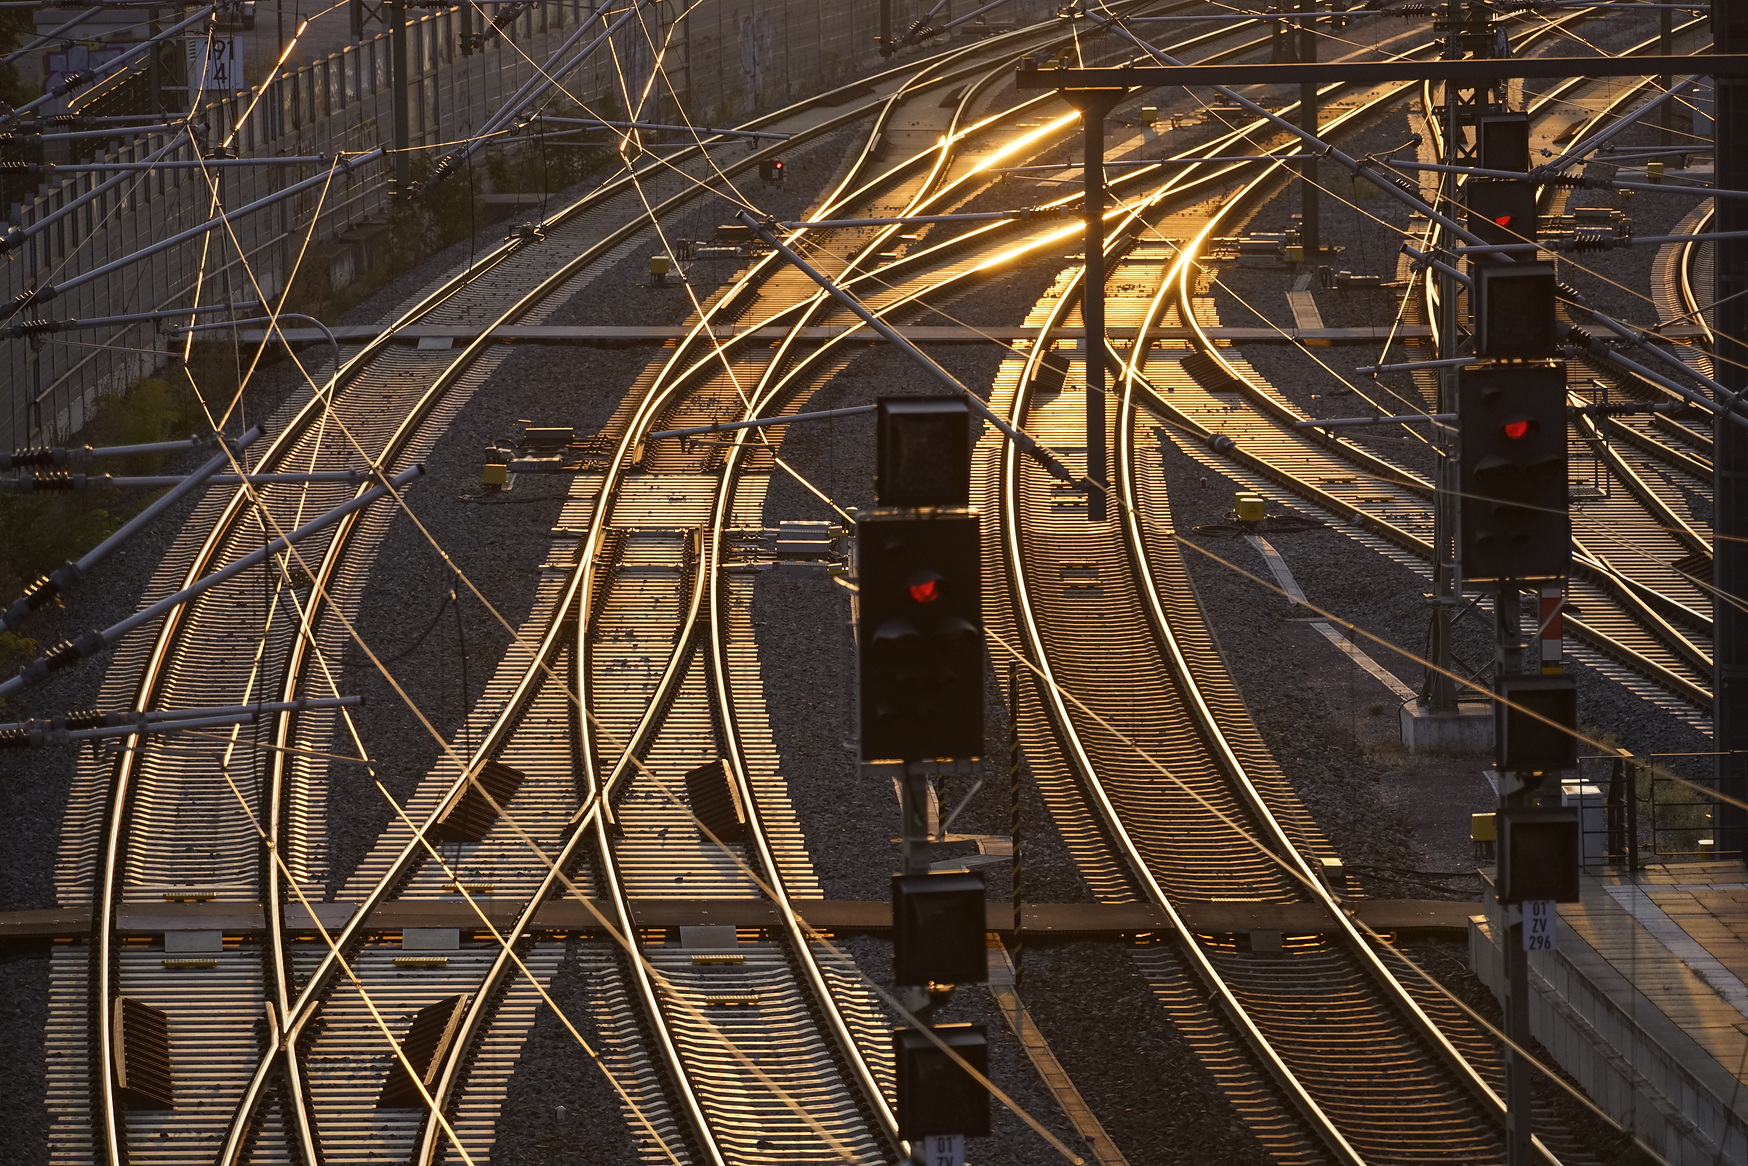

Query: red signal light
[1494,214,1512,227]
[1503,419,1531,440]
[909,578,941,603]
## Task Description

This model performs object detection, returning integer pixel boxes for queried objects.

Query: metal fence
[1,0,1058,450]
[2,1,617,447]
[1568,754,1728,868]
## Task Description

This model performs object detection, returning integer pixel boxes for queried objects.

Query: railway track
[47,19,1100,1165]
[47,6,1331,1164]
[1117,17,1722,723]
[961,36,1601,1161]
[30,4,1711,1164]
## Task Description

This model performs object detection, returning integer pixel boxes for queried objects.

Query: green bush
[0,370,205,603]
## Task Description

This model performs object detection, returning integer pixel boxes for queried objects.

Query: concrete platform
[1470,863,1748,1164]
[1400,699,1494,754]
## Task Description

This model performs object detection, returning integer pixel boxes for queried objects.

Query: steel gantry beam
[1012,54,1748,88]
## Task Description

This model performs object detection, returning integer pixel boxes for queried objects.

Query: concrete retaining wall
[1470,910,1748,1164]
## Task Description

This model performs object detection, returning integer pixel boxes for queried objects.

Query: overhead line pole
[1428,3,1467,719]
[1061,85,1124,522]
[1298,0,1320,258]
[1717,0,1748,859]
[391,0,411,190]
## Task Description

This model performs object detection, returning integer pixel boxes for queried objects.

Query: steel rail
[950,20,1530,1159]
[1110,68,1562,1161]
[405,48,1013,1166]
[989,13,1657,1157]
[347,14,1193,1164]
[1091,33,1713,1157]
[397,12,1275,1159]
[1104,44,1544,1160]
[79,23,1104,1166]
[996,223,1364,1162]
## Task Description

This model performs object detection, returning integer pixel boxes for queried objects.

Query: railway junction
[4,0,1748,1162]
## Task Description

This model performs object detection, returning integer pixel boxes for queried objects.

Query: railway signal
[1461,177,1538,253]
[877,396,971,507]
[893,871,989,986]
[1495,806,1581,904]
[760,158,785,185]
[857,509,984,763]
[895,1024,990,1160]
[1457,364,1570,582]
[1494,673,1579,773]
[1476,111,1531,173]
[1472,262,1557,359]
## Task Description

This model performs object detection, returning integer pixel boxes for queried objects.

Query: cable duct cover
[430,759,526,843]
[114,996,174,1109]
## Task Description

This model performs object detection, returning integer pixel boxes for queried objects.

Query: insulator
[0,727,31,749]
[29,471,75,491]
[40,639,76,665]
[12,284,54,311]
[1565,236,1613,253]
[64,709,106,729]
[0,161,32,174]
[1556,280,1581,301]
[7,446,56,467]
[17,318,58,335]
[19,572,60,607]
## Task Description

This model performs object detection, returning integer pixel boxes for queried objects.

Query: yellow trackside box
[1235,493,1266,523]
[1471,812,1496,843]
[482,463,509,488]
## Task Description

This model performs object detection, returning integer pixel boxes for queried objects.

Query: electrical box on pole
[877,396,971,507]
[1497,806,1581,903]
[894,1024,991,1140]
[893,871,988,986]
[1494,673,1579,772]
[1477,112,1531,173]
[1473,262,1558,359]
[1462,177,1538,252]
[857,510,984,763]
[1458,364,1570,582]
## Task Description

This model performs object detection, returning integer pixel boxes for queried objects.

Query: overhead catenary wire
[0,4,220,127]
[136,41,1650,1160]
[44,6,1692,1160]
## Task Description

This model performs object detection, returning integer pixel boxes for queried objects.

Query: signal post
[858,397,992,1166]
[1462,204,1580,1164]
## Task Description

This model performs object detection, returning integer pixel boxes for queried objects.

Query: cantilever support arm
[736,210,1081,487]
[0,464,424,698]
[0,695,363,748]
[1,425,265,633]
